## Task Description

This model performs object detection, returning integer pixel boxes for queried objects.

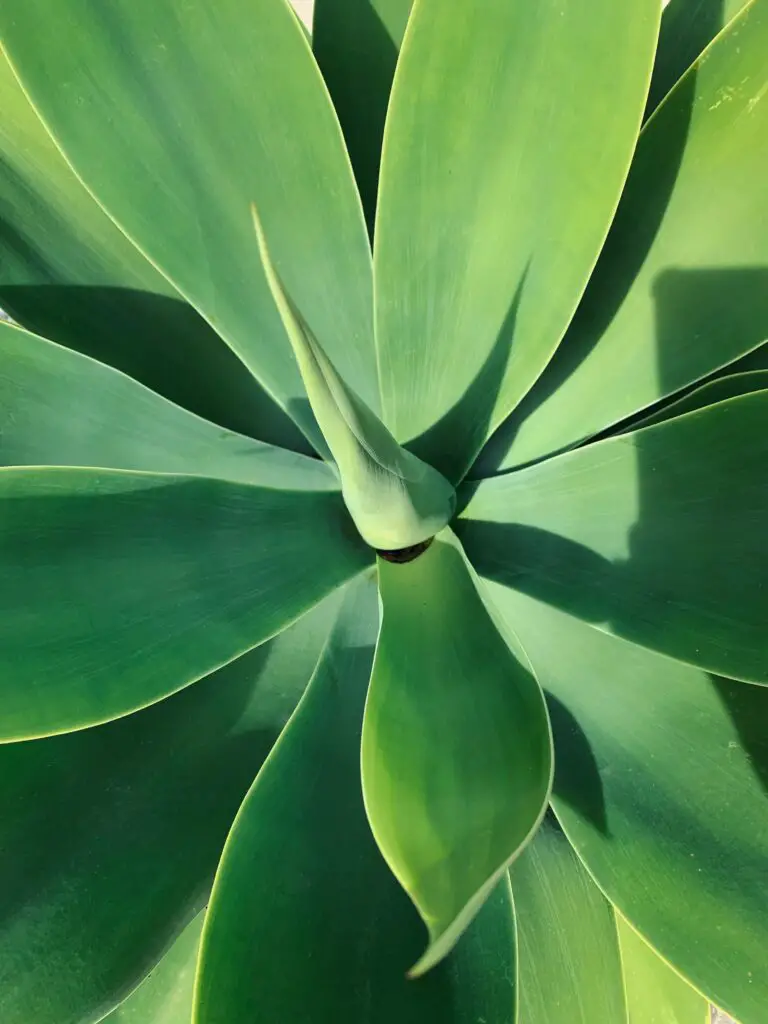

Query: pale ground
[288,3,737,1022]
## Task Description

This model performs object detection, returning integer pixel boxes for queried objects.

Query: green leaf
[362,530,552,974]
[487,0,768,470]
[631,368,768,430]
[253,209,455,549]
[615,916,708,1024]
[511,814,707,1023]
[485,581,768,1022]
[0,467,370,741]
[102,914,204,1024]
[0,320,335,490]
[374,0,660,481]
[0,0,377,433]
[0,598,336,1024]
[461,391,768,683]
[646,0,751,117]
[0,52,304,451]
[195,575,517,1024]
[313,0,413,232]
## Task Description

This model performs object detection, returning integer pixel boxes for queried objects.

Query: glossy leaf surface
[0,52,303,449]
[362,531,552,974]
[0,0,378,433]
[102,914,204,1024]
[196,576,517,1024]
[491,0,768,469]
[313,0,412,230]
[0,467,369,740]
[0,320,335,490]
[486,582,768,1022]
[375,0,659,480]
[461,392,768,683]
[0,600,335,1024]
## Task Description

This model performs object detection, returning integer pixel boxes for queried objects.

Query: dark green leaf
[461,392,768,683]
[362,531,552,973]
[631,368,768,430]
[0,467,370,740]
[0,599,336,1024]
[195,575,517,1024]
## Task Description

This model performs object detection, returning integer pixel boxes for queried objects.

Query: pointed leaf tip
[253,204,455,550]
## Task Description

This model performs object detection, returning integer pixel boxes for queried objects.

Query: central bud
[254,208,456,551]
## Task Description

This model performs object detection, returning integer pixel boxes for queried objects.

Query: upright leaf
[461,392,768,683]
[375,0,660,480]
[0,52,302,449]
[0,599,336,1024]
[362,530,552,973]
[486,582,768,1023]
[0,0,378,434]
[488,0,768,470]
[195,576,517,1024]
[0,467,369,740]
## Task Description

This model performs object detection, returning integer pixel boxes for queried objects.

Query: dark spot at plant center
[377,538,433,564]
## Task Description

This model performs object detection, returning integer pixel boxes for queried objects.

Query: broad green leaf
[0,598,336,1024]
[374,0,660,481]
[631,368,768,430]
[0,0,378,433]
[616,916,708,1024]
[313,0,413,231]
[0,467,370,741]
[485,582,768,1023]
[646,0,751,117]
[0,320,335,490]
[511,814,707,1023]
[488,0,768,470]
[0,52,303,450]
[102,914,204,1024]
[254,209,454,549]
[362,530,552,974]
[195,575,517,1024]
[461,391,768,683]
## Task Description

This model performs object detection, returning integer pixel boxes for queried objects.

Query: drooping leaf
[0,467,370,741]
[362,530,552,974]
[0,51,304,450]
[0,598,337,1024]
[486,0,768,470]
[630,368,768,430]
[461,391,768,684]
[195,575,517,1024]
[0,320,335,490]
[0,0,378,436]
[253,209,455,549]
[646,0,752,117]
[374,0,660,481]
[101,914,204,1024]
[313,0,413,231]
[511,814,707,1024]
[485,581,768,1023]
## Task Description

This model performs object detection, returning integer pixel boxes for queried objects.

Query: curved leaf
[646,0,751,117]
[374,0,660,481]
[0,0,377,431]
[0,598,336,1024]
[0,320,335,490]
[489,0,768,470]
[0,52,303,450]
[461,391,768,683]
[102,914,204,1024]
[486,581,768,1023]
[511,814,707,1023]
[0,467,370,741]
[312,0,413,231]
[362,530,552,974]
[195,575,517,1024]
[630,368,768,430]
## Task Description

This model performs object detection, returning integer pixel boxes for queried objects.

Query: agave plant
[0,0,766,1020]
